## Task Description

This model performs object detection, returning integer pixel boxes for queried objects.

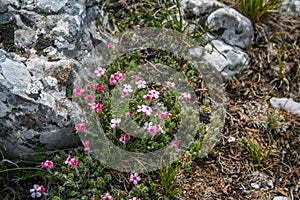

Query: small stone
[251,183,260,190]
[273,196,288,200]
[267,180,274,189]
[270,97,300,115]
[228,136,236,143]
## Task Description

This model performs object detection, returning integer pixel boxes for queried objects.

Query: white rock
[270,97,300,115]
[207,7,254,48]
[273,196,288,200]
[251,182,260,190]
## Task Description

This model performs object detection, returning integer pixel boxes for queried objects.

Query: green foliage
[235,0,283,22]
[100,0,211,42]
[152,164,183,199]
[238,137,272,168]
[267,110,285,130]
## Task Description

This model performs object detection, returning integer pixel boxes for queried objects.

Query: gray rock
[273,197,288,200]
[206,7,254,48]
[0,51,80,159]
[181,0,225,19]
[270,97,300,115]
[14,29,37,48]
[281,0,300,16]
[201,40,250,78]
[35,0,68,13]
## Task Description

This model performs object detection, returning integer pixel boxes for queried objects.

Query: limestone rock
[201,40,250,78]
[281,0,300,16]
[181,0,225,19]
[270,97,300,115]
[207,7,254,48]
[0,50,80,159]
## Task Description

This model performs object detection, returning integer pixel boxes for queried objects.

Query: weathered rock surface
[201,40,249,78]
[270,97,300,115]
[206,7,254,49]
[281,0,300,16]
[0,0,107,159]
[0,49,80,159]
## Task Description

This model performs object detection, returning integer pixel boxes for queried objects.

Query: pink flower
[73,85,84,97]
[30,184,45,198]
[90,103,103,113]
[137,105,152,116]
[180,92,191,102]
[121,91,129,98]
[97,84,105,92]
[164,81,175,88]
[94,67,106,78]
[126,110,134,116]
[82,140,90,152]
[87,83,97,90]
[109,76,117,85]
[132,75,140,83]
[147,124,161,135]
[107,43,113,49]
[130,198,141,200]
[111,119,121,128]
[119,134,130,144]
[109,71,124,85]
[143,90,159,100]
[41,160,53,169]
[157,112,172,120]
[65,155,78,167]
[75,123,86,132]
[101,191,112,200]
[171,141,180,148]
[85,94,94,102]
[129,172,141,185]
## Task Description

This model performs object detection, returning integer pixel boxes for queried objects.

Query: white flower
[123,84,133,93]
[136,80,146,89]
[111,118,121,128]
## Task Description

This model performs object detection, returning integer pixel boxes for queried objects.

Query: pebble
[251,183,260,190]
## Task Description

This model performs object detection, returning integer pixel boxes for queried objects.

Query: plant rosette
[73,28,225,173]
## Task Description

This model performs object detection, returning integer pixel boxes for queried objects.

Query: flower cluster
[41,160,53,169]
[144,122,162,135]
[109,71,124,85]
[137,105,152,116]
[75,123,86,132]
[157,111,172,120]
[90,102,103,113]
[180,92,191,102]
[144,90,159,101]
[65,155,78,167]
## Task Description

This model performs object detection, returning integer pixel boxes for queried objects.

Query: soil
[177,11,300,200]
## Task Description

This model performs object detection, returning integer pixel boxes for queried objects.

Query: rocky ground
[177,8,300,200]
